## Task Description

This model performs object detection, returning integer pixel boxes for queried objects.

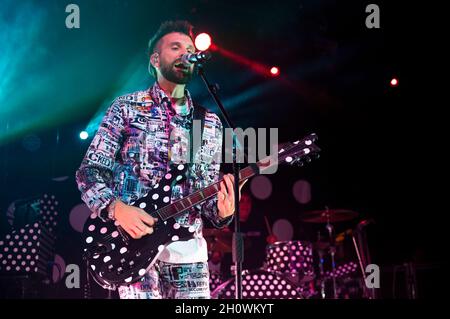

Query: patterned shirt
[75,82,230,263]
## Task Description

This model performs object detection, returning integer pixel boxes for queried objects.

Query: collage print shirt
[75,82,230,262]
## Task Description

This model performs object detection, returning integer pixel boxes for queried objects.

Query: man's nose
[178,47,190,57]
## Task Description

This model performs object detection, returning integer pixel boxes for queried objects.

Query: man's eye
[172,47,179,50]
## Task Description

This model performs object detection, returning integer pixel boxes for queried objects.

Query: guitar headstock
[254,133,321,174]
[277,133,321,167]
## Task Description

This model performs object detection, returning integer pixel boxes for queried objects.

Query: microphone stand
[197,64,245,299]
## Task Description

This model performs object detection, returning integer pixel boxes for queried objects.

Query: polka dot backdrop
[69,203,92,233]
[0,222,55,276]
[38,193,60,235]
[272,219,294,241]
[292,180,312,204]
[52,254,66,283]
[250,175,272,200]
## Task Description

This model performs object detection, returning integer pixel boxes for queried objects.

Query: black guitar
[82,133,320,289]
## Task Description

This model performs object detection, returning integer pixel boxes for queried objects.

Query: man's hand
[217,174,247,219]
[113,200,158,239]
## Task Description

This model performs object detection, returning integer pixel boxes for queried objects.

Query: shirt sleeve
[75,98,127,219]
[197,112,234,229]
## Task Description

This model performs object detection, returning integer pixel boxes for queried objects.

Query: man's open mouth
[174,62,189,71]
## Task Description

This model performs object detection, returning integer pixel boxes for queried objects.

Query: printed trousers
[118,261,210,299]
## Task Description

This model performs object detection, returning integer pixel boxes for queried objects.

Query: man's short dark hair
[147,20,195,77]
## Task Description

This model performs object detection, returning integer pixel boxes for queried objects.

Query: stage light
[390,77,398,87]
[270,66,280,76]
[79,131,89,140]
[195,33,212,51]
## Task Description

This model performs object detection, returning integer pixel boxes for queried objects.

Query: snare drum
[265,240,315,283]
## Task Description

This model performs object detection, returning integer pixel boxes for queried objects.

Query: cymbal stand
[352,233,369,297]
[325,217,338,299]
[316,231,326,299]
[352,222,377,299]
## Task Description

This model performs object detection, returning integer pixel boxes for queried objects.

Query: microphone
[181,51,211,65]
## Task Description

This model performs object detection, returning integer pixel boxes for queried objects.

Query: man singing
[76,20,242,299]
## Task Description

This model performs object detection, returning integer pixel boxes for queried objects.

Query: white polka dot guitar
[82,134,320,289]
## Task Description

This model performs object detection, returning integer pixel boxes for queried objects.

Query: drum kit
[205,208,370,299]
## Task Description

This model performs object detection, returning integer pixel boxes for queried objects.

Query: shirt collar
[149,81,194,117]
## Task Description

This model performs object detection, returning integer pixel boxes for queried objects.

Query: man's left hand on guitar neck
[217,174,247,219]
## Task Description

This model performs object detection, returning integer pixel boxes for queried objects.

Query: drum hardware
[264,215,278,245]
[351,219,376,299]
[300,208,359,223]
[209,208,375,299]
[301,207,359,299]
[326,218,338,299]
[316,231,327,299]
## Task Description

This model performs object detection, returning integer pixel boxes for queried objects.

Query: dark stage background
[0,0,442,298]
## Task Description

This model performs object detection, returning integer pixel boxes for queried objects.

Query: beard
[159,60,194,84]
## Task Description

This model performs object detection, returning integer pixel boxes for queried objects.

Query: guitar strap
[190,104,206,164]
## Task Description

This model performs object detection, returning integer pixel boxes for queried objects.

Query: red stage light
[270,66,280,76]
[195,33,212,51]
[390,77,398,87]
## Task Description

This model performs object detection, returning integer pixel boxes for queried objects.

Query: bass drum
[209,272,225,295]
[265,240,315,283]
[210,269,307,299]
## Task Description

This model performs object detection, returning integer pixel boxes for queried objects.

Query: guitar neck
[155,163,259,221]
[155,134,317,221]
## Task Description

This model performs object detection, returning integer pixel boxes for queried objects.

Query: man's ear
[150,52,160,69]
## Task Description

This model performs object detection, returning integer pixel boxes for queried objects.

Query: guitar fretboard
[156,165,257,221]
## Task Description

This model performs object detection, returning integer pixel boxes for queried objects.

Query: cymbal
[300,209,358,223]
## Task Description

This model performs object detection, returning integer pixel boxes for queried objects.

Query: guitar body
[82,164,195,289]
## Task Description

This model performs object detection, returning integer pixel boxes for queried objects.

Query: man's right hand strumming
[113,200,158,239]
